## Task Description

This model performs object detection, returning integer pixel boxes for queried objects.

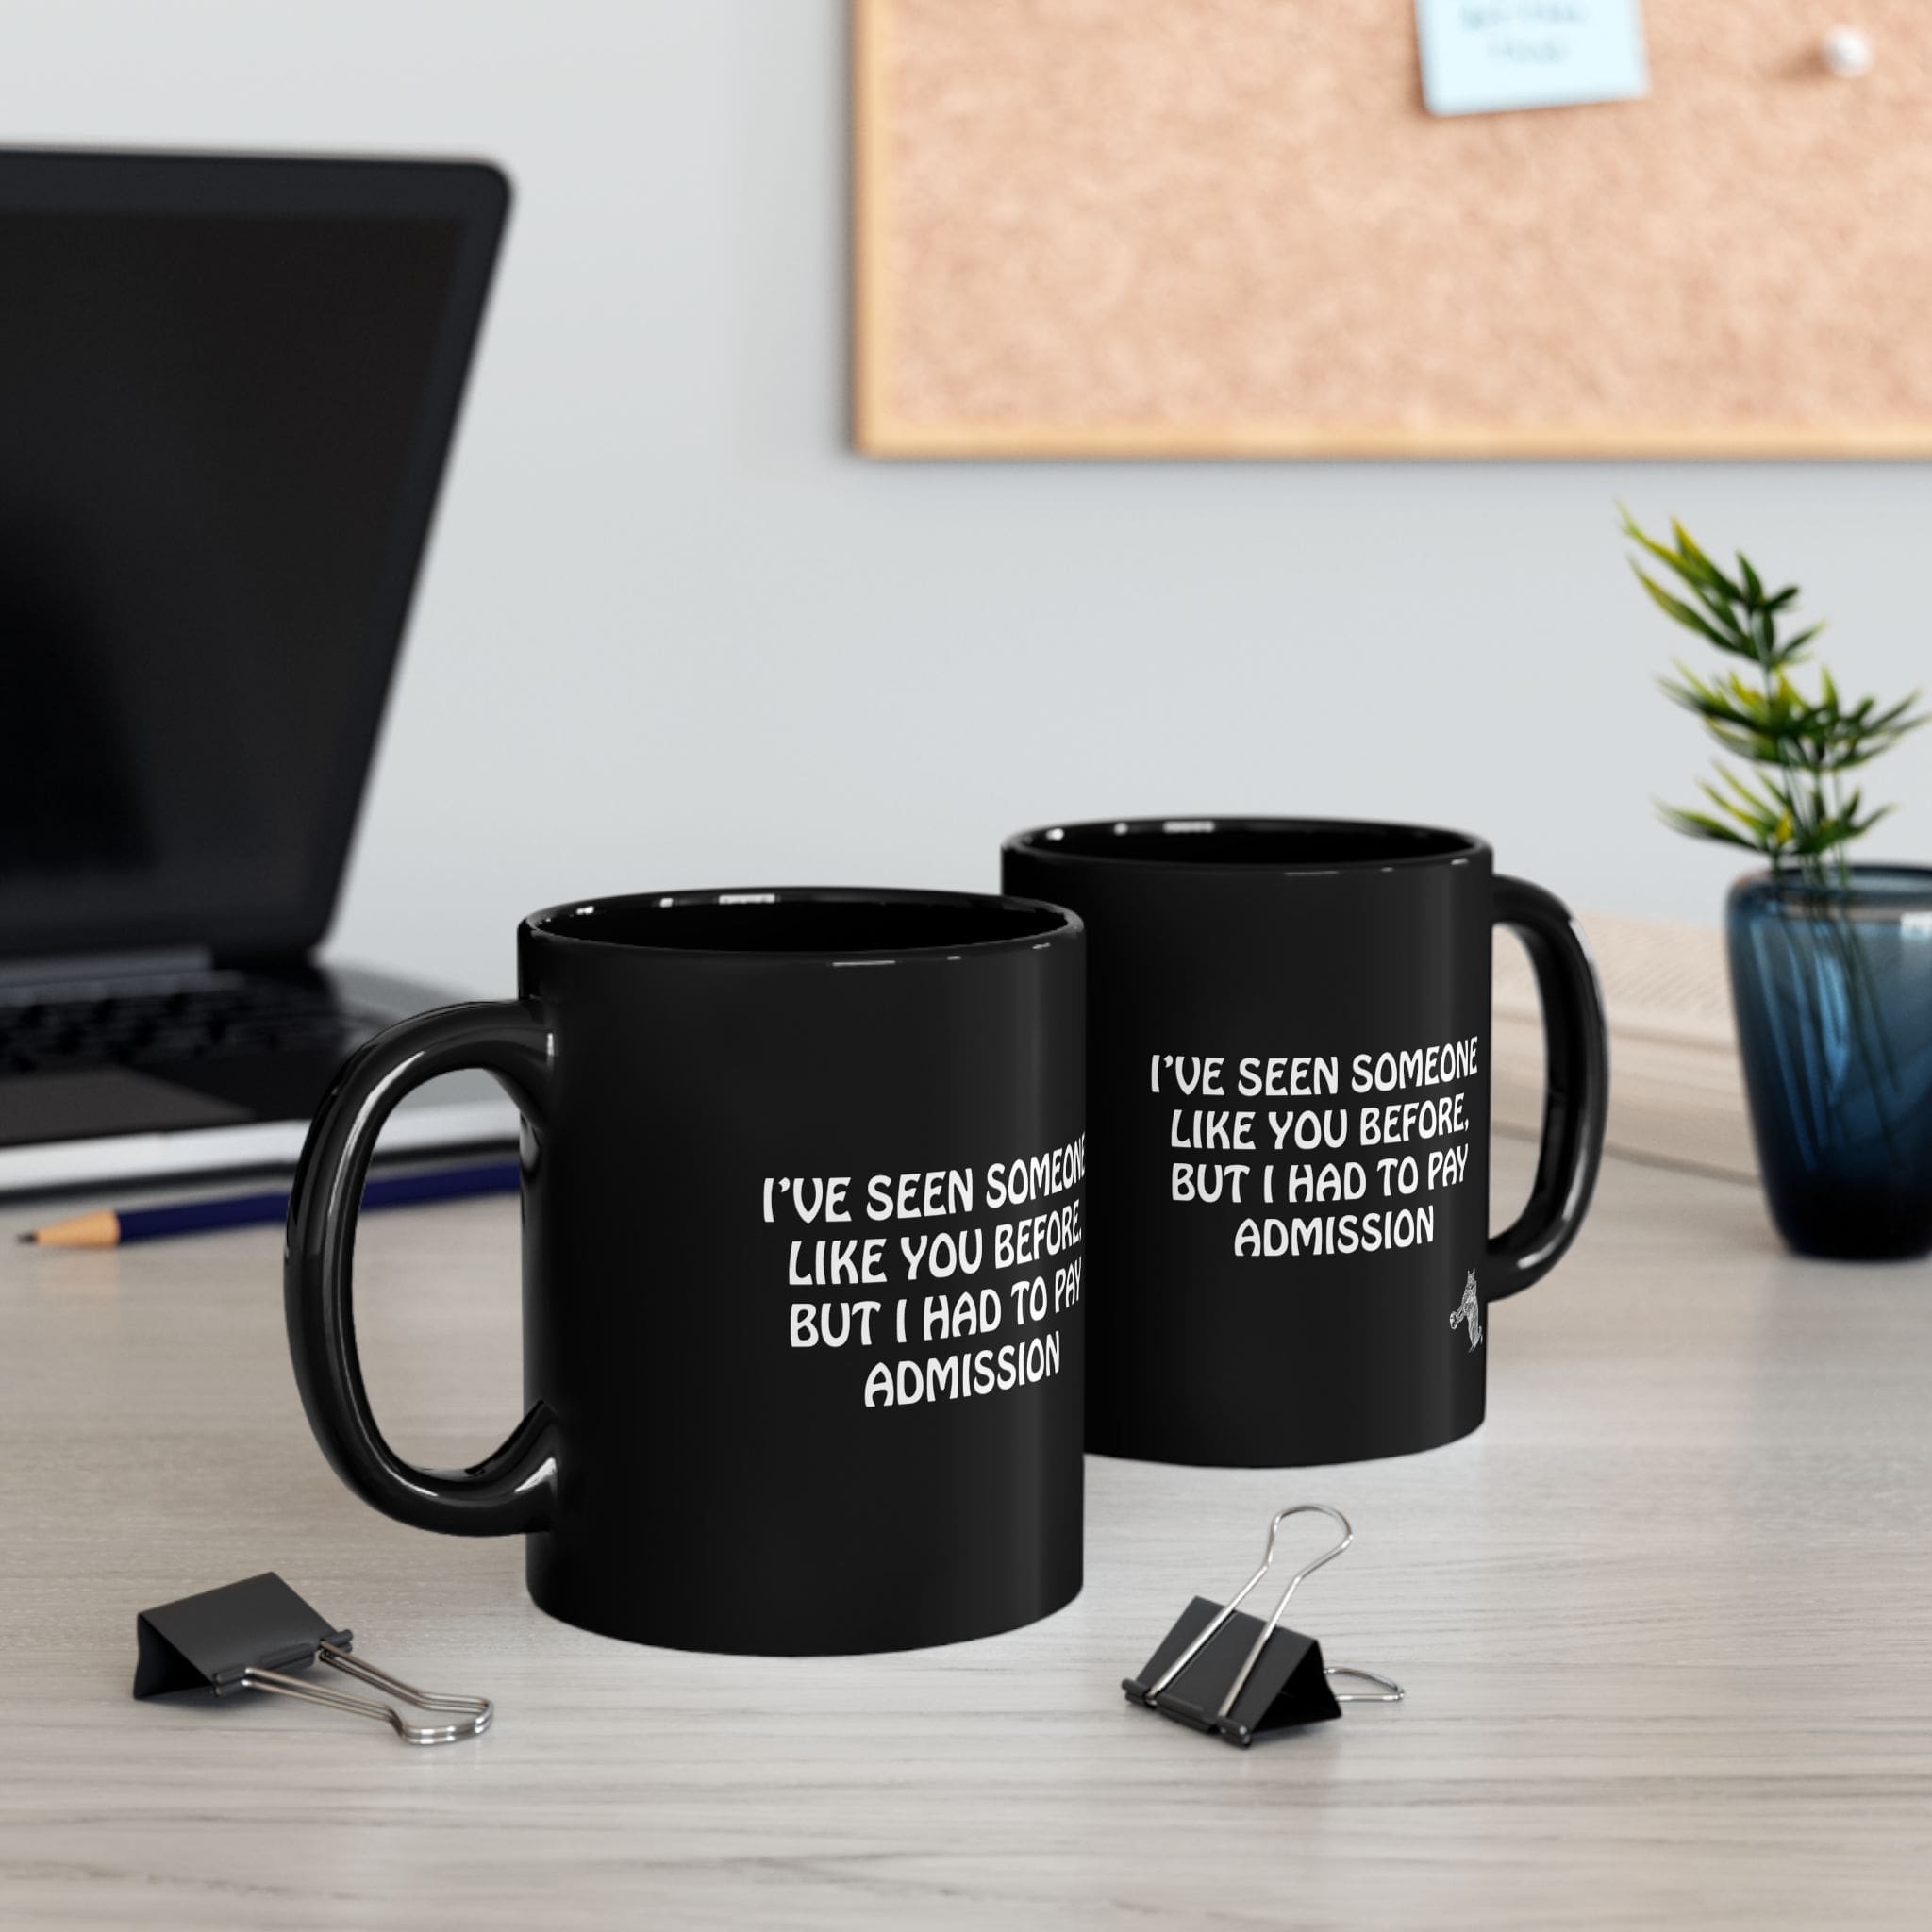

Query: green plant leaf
[1633,568,1736,649]
[1866,692,1926,732]
[1671,520,1739,597]
[1624,510,1737,605]
[1656,805,1762,852]
[1713,766,1784,822]
[1631,514,1915,868]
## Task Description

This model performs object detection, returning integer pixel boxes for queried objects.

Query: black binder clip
[1123,1504,1403,1747]
[134,1572,492,1745]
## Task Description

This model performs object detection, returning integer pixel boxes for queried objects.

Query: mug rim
[1004,816,1491,873]
[523,885,1082,960]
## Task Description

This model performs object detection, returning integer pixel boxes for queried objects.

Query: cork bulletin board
[852,0,1932,458]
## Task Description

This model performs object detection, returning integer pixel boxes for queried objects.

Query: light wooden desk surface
[3,1141,1928,1930]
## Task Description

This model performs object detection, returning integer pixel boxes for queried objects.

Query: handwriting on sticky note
[1416,0,1649,117]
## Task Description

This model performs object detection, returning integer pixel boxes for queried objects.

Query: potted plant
[1625,511,1932,1259]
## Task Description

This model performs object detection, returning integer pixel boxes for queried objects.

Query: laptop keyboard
[0,974,378,1077]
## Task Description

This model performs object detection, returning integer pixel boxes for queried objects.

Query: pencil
[18,1159,522,1248]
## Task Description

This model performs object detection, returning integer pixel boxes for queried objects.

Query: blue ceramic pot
[1727,867,1932,1259]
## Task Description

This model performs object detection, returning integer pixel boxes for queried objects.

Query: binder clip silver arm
[1141,1503,1346,1705]
[1214,1503,1358,1719]
[237,1641,493,1745]
[1141,1503,1404,1720]
[1325,1666,1404,1703]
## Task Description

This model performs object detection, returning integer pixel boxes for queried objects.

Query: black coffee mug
[285,888,1086,1655]
[1002,819,1607,1466]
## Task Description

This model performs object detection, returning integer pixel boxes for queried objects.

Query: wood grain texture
[855,0,1932,458]
[3,1143,1930,1928]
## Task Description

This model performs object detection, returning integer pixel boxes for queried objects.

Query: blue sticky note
[1416,0,1649,116]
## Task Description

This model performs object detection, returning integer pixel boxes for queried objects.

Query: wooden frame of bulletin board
[852,0,1932,458]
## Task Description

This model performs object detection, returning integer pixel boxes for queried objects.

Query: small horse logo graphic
[1450,1271,1483,1352]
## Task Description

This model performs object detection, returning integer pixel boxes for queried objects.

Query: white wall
[11,0,1932,994]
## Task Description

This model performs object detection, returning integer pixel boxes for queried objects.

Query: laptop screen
[0,155,506,962]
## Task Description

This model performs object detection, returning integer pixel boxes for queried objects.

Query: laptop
[0,149,518,1196]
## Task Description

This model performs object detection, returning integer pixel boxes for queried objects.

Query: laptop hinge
[0,947,216,992]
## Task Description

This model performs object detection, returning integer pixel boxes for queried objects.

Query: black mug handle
[284,1000,560,1535]
[1484,876,1609,1301]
